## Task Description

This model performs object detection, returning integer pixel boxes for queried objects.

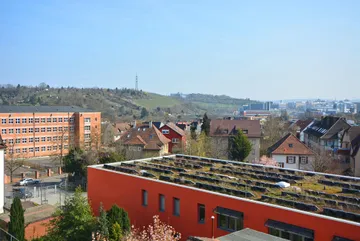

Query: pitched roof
[210,120,261,138]
[351,134,360,157]
[268,133,314,155]
[114,122,131,132]
[120,126,170,151]
[294,119,313,132]
[304,116,350,140]
[0,105,95,113]
[346,126,360,143]
[163,122,186,136]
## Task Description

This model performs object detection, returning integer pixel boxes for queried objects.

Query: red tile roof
[163,122,186,136]
[120,126,170,151]
[294,119,313,132]
[268,133,315,155]
[210,120,261,138]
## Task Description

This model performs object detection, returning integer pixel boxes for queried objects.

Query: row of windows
[3,135,71,144]
[1,126,73,134]
[286,156,309,164]
[142,190,181,216]
[1,117,74,124]
[5,145,69,154]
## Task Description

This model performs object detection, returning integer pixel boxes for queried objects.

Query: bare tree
[5,140,25,183]
[51,127,71,167]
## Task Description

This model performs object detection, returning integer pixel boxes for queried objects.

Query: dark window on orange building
[159,194,165,212]
[142,190,148,206]
[198,204,205,223]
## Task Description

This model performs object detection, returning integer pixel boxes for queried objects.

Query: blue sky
[0,0,359,101]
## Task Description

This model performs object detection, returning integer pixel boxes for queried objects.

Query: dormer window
[138,128,140,131]
[289,143,293,148]
[242,130,248,134]
[143,128,146,131]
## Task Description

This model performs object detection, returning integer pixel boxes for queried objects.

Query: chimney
[133,120,137,129]
[149,121,152,128]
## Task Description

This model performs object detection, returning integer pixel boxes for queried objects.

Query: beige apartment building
[0,106,101,159]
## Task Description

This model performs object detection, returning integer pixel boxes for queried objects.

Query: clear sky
[0,0,359,101]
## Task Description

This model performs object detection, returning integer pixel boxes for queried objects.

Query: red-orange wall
[25,218,52,240]
[88,167,360,241]
[159,125,186,153]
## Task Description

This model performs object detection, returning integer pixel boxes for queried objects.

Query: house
[113,122,131,141]
[0,134,5,213]
[303,116,350,152]
[290,119,314,142]
[340,126,360,177]
[267,133,315,170]
[120,124,170,159]
[159,122,186,153]
[209,120,261,161]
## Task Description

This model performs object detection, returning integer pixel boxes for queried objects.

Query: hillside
[0,84,259,121]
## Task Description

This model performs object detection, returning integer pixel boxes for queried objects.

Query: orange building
[0,106,101,158]
[88,155,360,241]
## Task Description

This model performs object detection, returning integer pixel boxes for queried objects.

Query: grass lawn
[134,93,181,109]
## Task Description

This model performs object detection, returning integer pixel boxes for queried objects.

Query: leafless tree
[5,141,25,183]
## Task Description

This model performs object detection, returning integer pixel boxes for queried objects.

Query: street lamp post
[211,215,215,239]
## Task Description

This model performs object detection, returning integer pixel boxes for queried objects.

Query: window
[142,190,148,206]
[9,118,13,124]
[22,138,27,143]
[162,129,169,134]
[216,207,243,232]
[173,198,180,216]
[35,147,39,152]
[29,148,34,152]
[22,128,27,134]
[286,156,296,164]
[22,148,27,153]
[53,118,57,122]
[59,127,63,131]
[1,129,6,134]
[41,127,46,132]
[70,117,74,123]
[16,118,20,124]
[16,138,20,144]
[85,134,91,139]
[35,128,39,133]
[84,126,91,131]
[47,137,52,141]
[159,194,165,212]
[47,118,51,123]
[9,139,14,144]
[289,143,293,148]
[22,118,27,124]
[16,148,20,153]
[242,129,248,134]
[53,127,57,132]
[47,146,52,151]
[300,156,308,164]
[35,137,40,142]
[64,145,69,149]
[64,118,69,122]
[9,148,13,154]
[35,118,40,123]
[29,138,34,143]
[64,126,68,131]
[41,118,46,123]
[53,136,58,141]
[29,118,33,123]
[70,126,74,132]
[84,117,91,123]
[278,162,285,168]
[58,118,63,122]
[41,137,46,142]
[1,119,6,124]
[41,146,46,151]
[172,138,179,143]
[29,128,33,133]
[64,135,68,140]
[95,117,98,121]
[9,129,14,134]
[198,204,206,223]
[16,128,20,134]
[266,219,314,241]
[53,145,57,151]
[47,127,51,132]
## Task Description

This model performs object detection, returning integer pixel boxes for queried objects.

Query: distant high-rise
[264,101,273,111]
[135,74,138,91]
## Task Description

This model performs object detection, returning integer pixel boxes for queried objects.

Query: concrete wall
[272,154,314,171]
[88,167,360,241]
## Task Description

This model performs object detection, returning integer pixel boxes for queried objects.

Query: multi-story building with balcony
[0,106,101,159]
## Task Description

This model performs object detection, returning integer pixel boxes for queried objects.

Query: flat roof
[92,154,360,224]
[0,105,96,113]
